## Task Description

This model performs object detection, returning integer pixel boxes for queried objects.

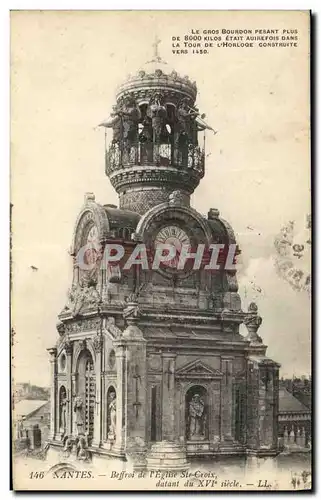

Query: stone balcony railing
[105,142,205,177]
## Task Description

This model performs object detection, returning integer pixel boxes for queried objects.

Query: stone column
[71,372,78,435]
[220,356,234,442]
[246,357,280,454]
[161,353,177,441]
[93,335,103,447]
[47,347,57,441]
[113,341,126,454]
[64,341,73,436]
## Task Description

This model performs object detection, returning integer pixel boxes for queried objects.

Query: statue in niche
[147,92,168,144]
[107,390,117,440]
[188,393,206,440]
[59,394,68,435]
[73,396,84,435]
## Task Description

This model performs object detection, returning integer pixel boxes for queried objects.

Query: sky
[10,11,311,386]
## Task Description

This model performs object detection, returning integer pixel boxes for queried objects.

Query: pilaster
[92,335,103,447]
[220,356,234,442]
[47,347,57,440]
[161,352,177,441]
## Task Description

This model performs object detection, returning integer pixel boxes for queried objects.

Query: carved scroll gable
[105,317,122,339]
[176,359,223,379]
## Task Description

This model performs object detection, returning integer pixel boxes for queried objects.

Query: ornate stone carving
[208,208,220,219]
[63,338,73,356]
[106,317,122,338]
[56,321,66,336]
[65,281,101,317]
[169,190,189,206]
[148,354,161,371]
[64,317,100,334]
[123,301,141,324]
[243,302,263,344]
[93,334,103,354]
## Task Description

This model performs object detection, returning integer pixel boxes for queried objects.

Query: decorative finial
[152,35,162,61]
[244,302,263,344]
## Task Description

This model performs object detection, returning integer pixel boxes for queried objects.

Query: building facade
[47,50,280,467]
[278,387,311,452]
[14,400,50,451]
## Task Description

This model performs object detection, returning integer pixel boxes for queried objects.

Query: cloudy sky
[11,11,310,386]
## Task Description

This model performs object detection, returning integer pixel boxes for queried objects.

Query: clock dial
[87,225,99,247]
[155,225,190,269]
[84,224,100,267]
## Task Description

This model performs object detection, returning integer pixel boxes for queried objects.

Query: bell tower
[101,41,207,215]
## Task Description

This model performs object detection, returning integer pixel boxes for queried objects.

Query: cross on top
[152,35,161,60]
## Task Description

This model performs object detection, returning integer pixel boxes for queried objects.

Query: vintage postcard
[11,10,311,491]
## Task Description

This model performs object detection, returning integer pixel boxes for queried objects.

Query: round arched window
[109,349,116,369]
[60,353,66,372]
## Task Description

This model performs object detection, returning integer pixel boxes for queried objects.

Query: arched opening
[106,386,116,441]
[76,349,95,439]
[185,385,208,441]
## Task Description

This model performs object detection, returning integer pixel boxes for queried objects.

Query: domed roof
[137,56,176,79]
[116,49,197,105]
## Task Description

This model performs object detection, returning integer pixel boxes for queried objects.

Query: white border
[2,2,319,498]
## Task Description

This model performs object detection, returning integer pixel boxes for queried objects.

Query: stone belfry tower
[47,40,280,468]
[103,37,205,215]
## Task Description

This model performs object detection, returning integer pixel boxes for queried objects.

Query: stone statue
[188,393,205,440]
[108,391,116,441]
[139,116,153,143]
[59,395,68,434]
[176,99,198,144]
[147,92,168,144]
[108,391,117,440]
[73,396,84,435]
[119,95,140,144]
[63,435,74,458]
[101,104,123,143]
[76,434,90,461]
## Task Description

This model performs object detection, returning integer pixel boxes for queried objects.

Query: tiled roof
[279,387,310,413]
[13,400,49,419]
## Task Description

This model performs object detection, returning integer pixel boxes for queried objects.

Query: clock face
[87,225,99,247]
[83,224,100,267]
[154,225,190,270]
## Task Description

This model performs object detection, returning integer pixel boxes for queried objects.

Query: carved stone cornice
[47,347,57,361]
[108,163,203,194]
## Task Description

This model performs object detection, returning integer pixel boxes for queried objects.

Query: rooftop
[279,387,310,413]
